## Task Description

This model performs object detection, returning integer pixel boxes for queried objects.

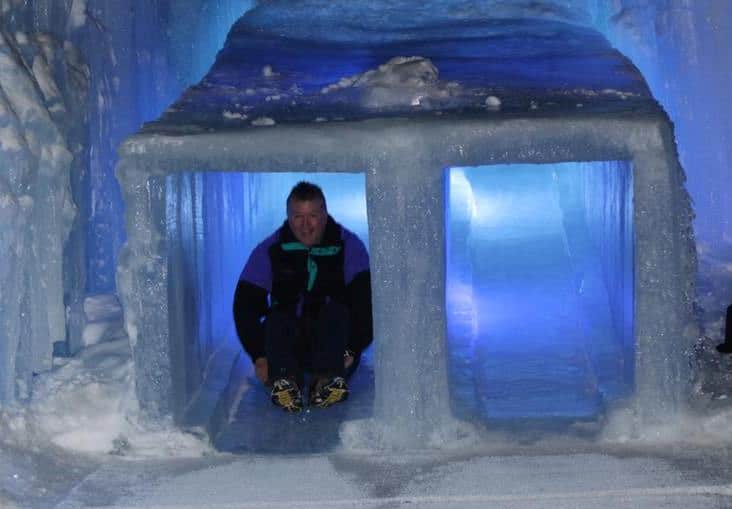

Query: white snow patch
[222,110,248,120]
[262,65,276,78]
[251,116,276,126]
[0,125,23,152]
[83,294,122,321]
[484,95,502,110]
[0,193,15,209]
[0,337,212,459]
[321,56,462,109]
[68,0,88,29]
[603,404,732,447]
[17,195,33,209]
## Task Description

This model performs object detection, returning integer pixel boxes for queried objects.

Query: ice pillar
[353,141,462,448]
[629,120,697,425]
[115,158,173,418]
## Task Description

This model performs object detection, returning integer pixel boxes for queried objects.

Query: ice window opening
[447,162,634,425]
[163,171,373,452]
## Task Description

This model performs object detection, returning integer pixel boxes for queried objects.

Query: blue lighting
[166,172,369,393]
[447,163,634,423]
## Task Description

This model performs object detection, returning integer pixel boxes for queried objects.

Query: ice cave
[109,8,696,451]
[7,1,732,506]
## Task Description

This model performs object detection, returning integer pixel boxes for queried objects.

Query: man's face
[287,198,327,247]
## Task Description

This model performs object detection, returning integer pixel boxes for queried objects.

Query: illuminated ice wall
[447,162,634,423]
[1,1,728,441]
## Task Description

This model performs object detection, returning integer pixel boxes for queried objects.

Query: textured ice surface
[446,162,634,423]
[116,12,696,447]
[0,296,211,458]
[601,1,732,250]
[0,28,88,406]
[148,16,653,132]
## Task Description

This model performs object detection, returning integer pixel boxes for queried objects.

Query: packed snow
[0,296,212,459]
[321,56,462,109]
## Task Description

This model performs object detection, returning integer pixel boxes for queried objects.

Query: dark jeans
[265,300,356,384]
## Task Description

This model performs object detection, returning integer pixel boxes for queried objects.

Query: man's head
[287,181,328,247]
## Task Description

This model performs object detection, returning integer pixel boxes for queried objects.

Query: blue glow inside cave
[164,171,370,423]
[446,162,634,423]
[167,163,633,426]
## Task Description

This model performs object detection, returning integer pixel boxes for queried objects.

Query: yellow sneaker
[310,376,349,408]
[271,378,303,413]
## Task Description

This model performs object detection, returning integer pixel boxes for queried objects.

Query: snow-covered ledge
[116,111,696,445]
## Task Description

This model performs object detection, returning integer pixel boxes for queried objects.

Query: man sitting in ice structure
[233,182,373,412]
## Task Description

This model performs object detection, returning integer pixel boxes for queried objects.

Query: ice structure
[0,27,89,406]
[116,3,697,448]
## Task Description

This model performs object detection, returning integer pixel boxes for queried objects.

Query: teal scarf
[281,242,342,291]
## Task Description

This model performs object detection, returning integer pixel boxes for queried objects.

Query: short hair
[287,181,327,209]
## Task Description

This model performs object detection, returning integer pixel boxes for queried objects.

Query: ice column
[345,140,464,449]
[0,28,83,405]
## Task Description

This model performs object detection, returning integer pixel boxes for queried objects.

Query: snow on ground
[0,296,212,460]
[2,247,732,507]
[48,448,732,508]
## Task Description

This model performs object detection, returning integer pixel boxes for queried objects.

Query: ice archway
[115,10,696,449]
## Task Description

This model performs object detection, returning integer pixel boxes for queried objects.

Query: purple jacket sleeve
[342,228,373,353]
[239,233,278,291]
[234,233,278,362]
[342,228,370,285]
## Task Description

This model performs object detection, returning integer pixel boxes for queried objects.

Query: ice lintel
[116,109,696,444]
[120,112,667,175]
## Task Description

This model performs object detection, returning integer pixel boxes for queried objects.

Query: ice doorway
[164,171,373,451]
[446,162,634,425]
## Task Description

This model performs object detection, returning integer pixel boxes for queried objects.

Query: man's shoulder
[254,226,285,253]
[336,223,369,269]
[339,225,364,246]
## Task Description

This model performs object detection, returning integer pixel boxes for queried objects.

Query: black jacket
[233,218,372,363]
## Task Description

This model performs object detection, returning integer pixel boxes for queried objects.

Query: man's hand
[344,353,355,370]
[254,357,269,384]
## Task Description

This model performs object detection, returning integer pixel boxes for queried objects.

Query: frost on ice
[0,28,88,407]
[115,8,696,451]
[321,56,462,109]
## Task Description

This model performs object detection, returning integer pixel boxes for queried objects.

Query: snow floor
[2,242,732,508]
[3,437,732,508]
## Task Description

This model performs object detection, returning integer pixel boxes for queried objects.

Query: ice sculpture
[115,5,696,447]
[0,28,88,405]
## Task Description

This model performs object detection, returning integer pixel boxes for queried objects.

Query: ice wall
[1,0,254,295]
[0,0,255,407]
[595,0,732,250]
[0,26,88,405]
[446,163,634,422]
